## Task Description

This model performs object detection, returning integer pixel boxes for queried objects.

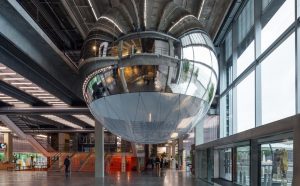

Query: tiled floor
[0,169,220,186]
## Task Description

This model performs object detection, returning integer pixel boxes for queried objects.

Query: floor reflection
[0,169,217,186]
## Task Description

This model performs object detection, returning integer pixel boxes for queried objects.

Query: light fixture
[0,96,10,99]
[197,0,206,20]
[42,115,82,129]
[32,93,50,96]
[92,45,97,51]
[36,134,47,138]
[144,0,147,28]
[148,113,152,122]
[0,67,7,70]
[11,82,32,85]
[73,115,95,127]
[170,132,178,138]
[168,15,197,32]
[3,77,24,81]
[88,0,98,21]
[3,99,18,102]
[0,72,16,76]
[99,16,124,33]
[37,96,55,99]
[43,99,60,102]
[19,86,40,89]
[25,90,45,93]
[48,101,64,104]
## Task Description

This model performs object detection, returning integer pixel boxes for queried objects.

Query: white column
[95,122,104,178]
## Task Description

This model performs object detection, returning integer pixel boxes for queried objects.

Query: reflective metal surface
[81,30,218,144]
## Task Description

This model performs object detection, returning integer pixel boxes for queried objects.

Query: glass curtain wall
[220,0,297,136]
[220,148,232,181]
[236,146,250,186]
[260,140,293,186]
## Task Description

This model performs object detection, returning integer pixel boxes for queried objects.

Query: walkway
[0,170,221,186]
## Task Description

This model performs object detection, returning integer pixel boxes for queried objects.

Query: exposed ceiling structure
[0,0,233,141]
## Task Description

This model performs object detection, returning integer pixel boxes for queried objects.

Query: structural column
[3,133,13,162]
[95,122,104,178]
[293,121,300,185]
[178,138,184,170]
[250,139,259,186]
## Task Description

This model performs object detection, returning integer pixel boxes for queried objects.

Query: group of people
[149,156,177,170]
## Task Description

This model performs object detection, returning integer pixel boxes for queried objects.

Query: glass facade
[219,148,232,181]
[261,0,295,52]
[196,0,299,185]
[261,33,295,124]
[236,72,255,133]
[260,140,293,185]
[220,0,297,136]
[236,146,250,186]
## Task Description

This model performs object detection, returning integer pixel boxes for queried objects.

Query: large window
[237,41,255,76]
[238,0,254,44]
[236,146,250,186]
[220,148,232,181]
[236,72,255,132]
[260,139,293,185]
[261,33,295,124]
[225,30,232,61]
[261,0,295,52]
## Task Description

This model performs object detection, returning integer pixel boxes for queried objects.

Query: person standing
[64,156,71,177]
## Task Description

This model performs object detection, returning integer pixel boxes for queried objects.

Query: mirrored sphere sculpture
[81,21,218,144]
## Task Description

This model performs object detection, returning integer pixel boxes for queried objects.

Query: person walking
[64,155,71,177]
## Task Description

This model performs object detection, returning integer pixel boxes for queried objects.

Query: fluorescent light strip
[3,99,18,102]
[37,96,55,99]
[168,15,197,32]
[88,0,98,21]
[42,115,82,129]
[48,101,64,104]
[99,16,124,33]
[25,90,45,93]
[197,0,206,20]
[73,115,95,127]
[19,86,40,89]
[8,101,23,104]
[0,64,68,106]
[3,77,25,81]
[11,82,33,85]
[144,0,147,28]
[0,96,10,99]
[87,0,124,33]
[32,93,50,96]
[43,99,60,102]
[0,72,16,75]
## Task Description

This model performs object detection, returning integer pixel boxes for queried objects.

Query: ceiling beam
[30,0,73,48]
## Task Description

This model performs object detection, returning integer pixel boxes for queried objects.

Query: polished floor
[0,169,221,186]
